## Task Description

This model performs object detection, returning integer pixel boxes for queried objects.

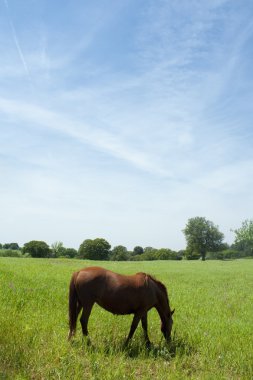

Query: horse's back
[75,267,148,290]
[73,267,158,315]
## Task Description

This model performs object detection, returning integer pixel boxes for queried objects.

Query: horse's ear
[171,309,175,315]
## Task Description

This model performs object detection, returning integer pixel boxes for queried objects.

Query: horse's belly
[96,297,139,315]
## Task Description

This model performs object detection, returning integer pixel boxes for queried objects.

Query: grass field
[0,258,252,379]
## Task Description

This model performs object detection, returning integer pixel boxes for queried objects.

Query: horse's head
[161,309,175,341]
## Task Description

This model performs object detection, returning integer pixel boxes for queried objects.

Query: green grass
[0,258,252,379]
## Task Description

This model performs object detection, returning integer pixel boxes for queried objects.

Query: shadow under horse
[68,266,175,346]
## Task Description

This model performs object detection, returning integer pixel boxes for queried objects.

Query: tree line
[1,217,253,261]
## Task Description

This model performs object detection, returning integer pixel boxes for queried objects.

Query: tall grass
[0,258,252,379]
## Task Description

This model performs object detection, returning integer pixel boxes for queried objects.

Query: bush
[63,248,78,258]
[130,248,181,261]
[156,248,179,260]
[184,248,200,260]
[0,249,22,258]
[206,249,248,260]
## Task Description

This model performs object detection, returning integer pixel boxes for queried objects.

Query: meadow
[0,258,252,380]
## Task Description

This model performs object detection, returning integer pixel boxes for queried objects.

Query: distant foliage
[0,242,22,257]
[3,217,253,261]
[78,238,111,260]
[50,241,65,258]
[133,246,144,256]
[62,248,78,258]
[130,248,182,261]
[207,249,253,260]
[2,243,20,250]
[183,216,224,260]
[109,245,129,261]
[23,241,50,258]
[0,249,22,258]
[232,219,253,256]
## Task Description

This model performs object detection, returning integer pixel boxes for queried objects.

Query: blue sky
[1,0,253,250]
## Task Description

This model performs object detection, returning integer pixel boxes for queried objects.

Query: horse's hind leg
[80,303,94,337]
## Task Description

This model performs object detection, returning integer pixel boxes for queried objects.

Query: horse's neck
[155,283,169,315]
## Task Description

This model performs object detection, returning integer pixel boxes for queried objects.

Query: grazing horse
[68,266,174,345]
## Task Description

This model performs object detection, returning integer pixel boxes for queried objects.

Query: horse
[68,266,174,346]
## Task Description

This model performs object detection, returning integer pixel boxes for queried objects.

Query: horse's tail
[68,272,79,340]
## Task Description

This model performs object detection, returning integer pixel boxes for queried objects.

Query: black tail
[68,272,79,340]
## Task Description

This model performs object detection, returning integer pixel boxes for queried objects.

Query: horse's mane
[147,274,168,297]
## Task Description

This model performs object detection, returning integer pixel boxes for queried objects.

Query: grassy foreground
[0,258,252,380]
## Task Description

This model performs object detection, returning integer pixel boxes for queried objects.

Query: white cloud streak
[3,0,31,82]
[0,97,170,177]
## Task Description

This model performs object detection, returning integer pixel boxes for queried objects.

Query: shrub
[0,249,22,258]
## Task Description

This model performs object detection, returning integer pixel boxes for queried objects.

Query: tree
[78,238,111,260]
[110,245,129,261]
[3,243,20,250]
[183,217,224,261]
[23,240,50,258]
[133,246,144,256]
[51,241,65,258]
[233,219,253,255]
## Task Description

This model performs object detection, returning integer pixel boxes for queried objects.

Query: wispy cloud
[0,96,170,176]
[3,0,31,81]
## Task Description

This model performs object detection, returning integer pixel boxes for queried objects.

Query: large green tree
[233,219,253,255]
[23,240,50,258]
[78,238,111,260]
[183,217,224,260]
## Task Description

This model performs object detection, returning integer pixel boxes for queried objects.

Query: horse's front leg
[125,313,141,345]
[141,313,151,347]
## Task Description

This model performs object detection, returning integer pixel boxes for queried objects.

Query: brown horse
[68,266,174,345]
